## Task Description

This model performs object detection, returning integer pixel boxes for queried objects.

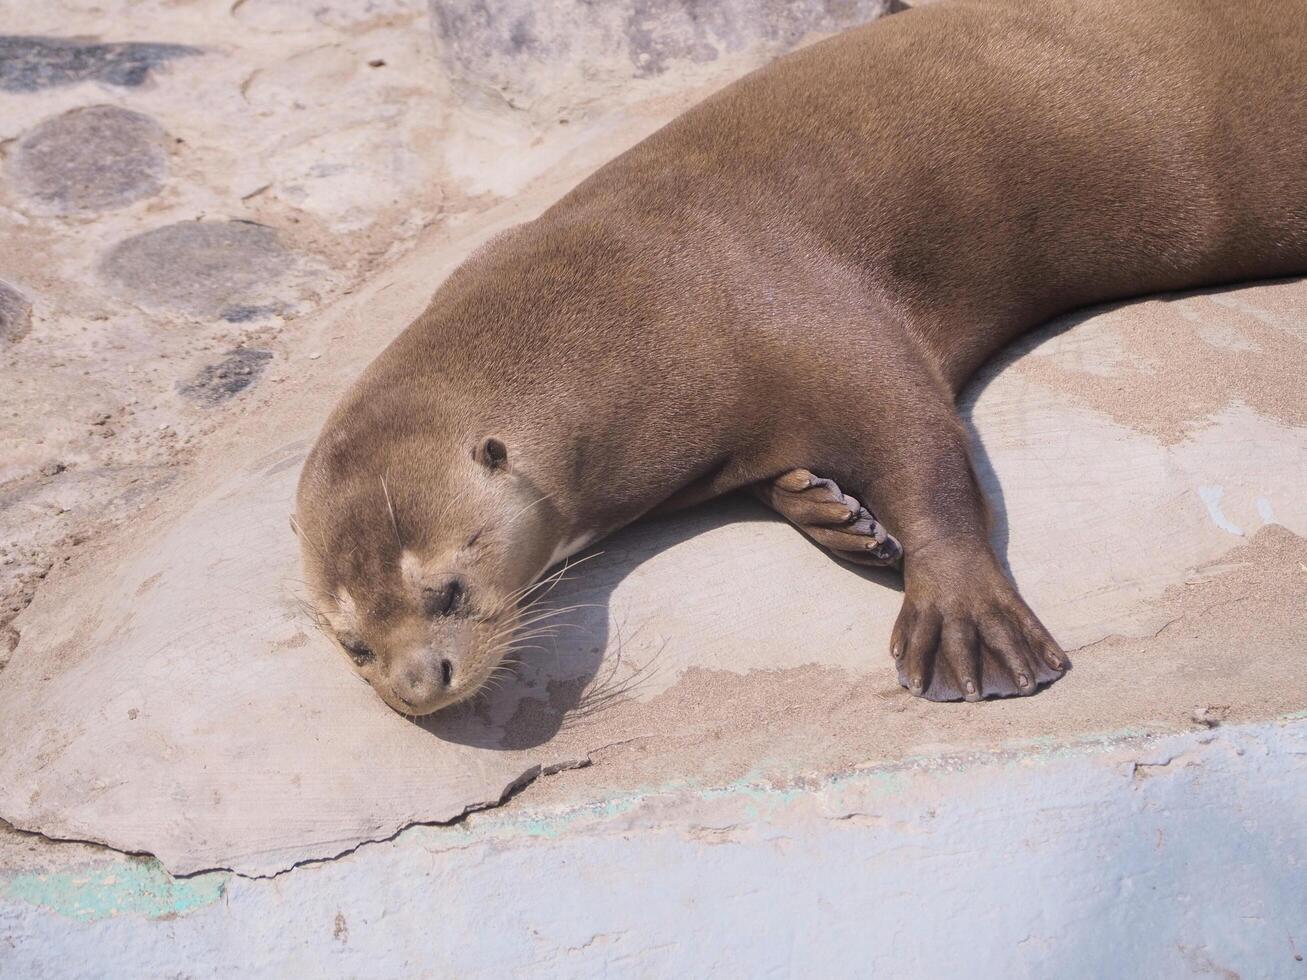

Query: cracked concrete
[0,745,601,889]
[3,719,1305,975]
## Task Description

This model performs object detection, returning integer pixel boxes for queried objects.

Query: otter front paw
[890,577,1067,702]
[758,468,902,566]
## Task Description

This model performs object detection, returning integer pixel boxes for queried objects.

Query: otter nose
[392,649,456,709]
[422,576,465,617]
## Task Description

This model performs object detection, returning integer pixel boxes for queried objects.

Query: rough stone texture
[178,348,273,404]
[430,0,892,115]
[0,0,471,701]
[230,0,419,33]
[0,280,32,345]
[0,35,197,92]
[9,105,168,214]
[100,221,294,317]
[1,194,1304,874]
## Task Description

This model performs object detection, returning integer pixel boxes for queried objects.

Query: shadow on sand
[419,495,901,751]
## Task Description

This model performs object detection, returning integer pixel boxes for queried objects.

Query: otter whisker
[482,614,599,663]
[380,473,403,549]
[496,631,562,647]
[500,647,548,660]
[513,614,599,632]
[491,614,576,635]
[555,633,666,728]
[565,672,647,721]
[485,623,567,648]
[507,604,603,631]
[513,600,601,621]
[501,491,556,532]
[492,552,604,617]
[509,629,567,645]
[288,515,327,562]
[285,577,344,606]
[499,630,586,652]
[292,596,335,637]
[530,551,604,589]
[432,482,478,533]
[486,603,572,640]
[511,588,601,624]
[491,562,572,616]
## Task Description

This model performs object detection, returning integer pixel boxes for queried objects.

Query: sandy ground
[1,0,1304,880]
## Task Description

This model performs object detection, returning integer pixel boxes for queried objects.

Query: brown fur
[297,0,1307,713]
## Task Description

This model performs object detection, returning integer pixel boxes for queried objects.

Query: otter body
[298,0,1307,713]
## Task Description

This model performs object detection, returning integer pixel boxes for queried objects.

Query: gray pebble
[178,348,274,404]
[0,35,196,92]
[220,303,281,323]
[10,105,168,214]
[0,281,32,345]
[101,221,293,317]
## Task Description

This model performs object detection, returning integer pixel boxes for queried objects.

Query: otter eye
[423,578,465,617]
[342,639,374,667]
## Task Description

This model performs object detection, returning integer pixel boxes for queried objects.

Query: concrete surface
[429,0,894,118]
[3,718,1306,977]
[2,196,1304,877]
[1,0,1305,974]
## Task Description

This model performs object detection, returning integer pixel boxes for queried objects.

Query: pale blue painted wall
[3,721,1306,978]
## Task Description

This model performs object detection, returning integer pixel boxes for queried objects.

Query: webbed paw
[891,575,1067,701]
[758,468,902,566]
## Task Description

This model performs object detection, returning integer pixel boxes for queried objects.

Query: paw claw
[892,580,1065,704]
[763,469,902,567]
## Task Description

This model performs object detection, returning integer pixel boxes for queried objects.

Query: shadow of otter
[962,275,1305,578]
[960,311,1091,578]
[419,495,902,751]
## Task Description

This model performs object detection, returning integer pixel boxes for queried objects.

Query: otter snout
[390,646,458,713]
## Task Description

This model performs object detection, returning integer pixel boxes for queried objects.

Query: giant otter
[296,0,1307,714]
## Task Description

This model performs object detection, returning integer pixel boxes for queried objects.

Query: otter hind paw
[758,468,902,566]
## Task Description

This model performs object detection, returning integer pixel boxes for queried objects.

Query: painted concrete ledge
[3,716,1305,978]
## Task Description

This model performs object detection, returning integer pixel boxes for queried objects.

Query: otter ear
[473,436,509,472]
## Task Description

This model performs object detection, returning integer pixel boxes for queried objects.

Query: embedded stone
[0,281,32,345]
[0,35,196,92]
[10,105,168,213]
[100,221,293,317]
[178,348,273,404]
[429,0,893,113]
[219,303,280,323]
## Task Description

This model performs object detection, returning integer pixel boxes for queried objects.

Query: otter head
[295,427,568,717]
